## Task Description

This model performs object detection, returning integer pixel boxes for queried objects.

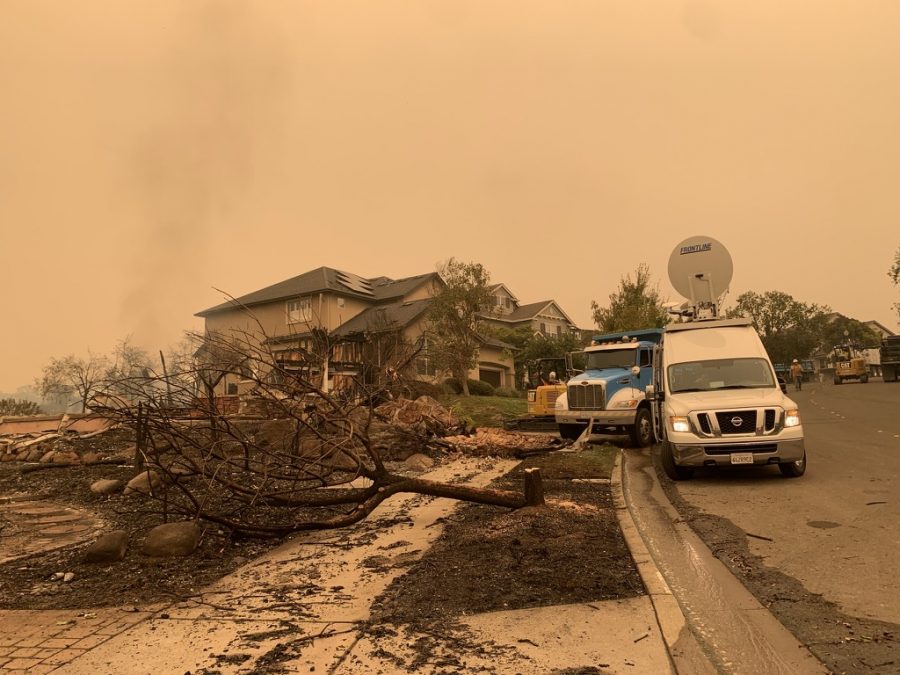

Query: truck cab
[554,328,663,446]
[647,318,806,480]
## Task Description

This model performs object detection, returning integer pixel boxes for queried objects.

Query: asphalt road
[671,378,900,625]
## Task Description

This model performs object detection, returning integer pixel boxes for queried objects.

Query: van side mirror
[645,384,660,401]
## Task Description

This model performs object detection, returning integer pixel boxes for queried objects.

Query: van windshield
[668,358,775,393]
[585,349,635,370]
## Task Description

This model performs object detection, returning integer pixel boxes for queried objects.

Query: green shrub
[493,387,522,398]
[467,379,495,396]
[442,378,462,394]
[407,380,444,400]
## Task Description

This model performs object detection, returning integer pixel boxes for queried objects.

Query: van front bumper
[670,438,806,467]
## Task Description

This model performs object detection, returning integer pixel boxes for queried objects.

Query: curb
[611,451,714,675]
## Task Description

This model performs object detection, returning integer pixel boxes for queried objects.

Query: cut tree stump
[524,467,545,506]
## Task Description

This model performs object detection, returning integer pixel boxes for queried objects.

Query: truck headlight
[614,399,639,409]
[527,391,536,402]
[669,416,690,433]
[784,409,801,427]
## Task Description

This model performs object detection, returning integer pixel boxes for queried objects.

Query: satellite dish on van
[667,236,733,319]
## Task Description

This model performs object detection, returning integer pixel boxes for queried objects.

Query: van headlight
[669,416,690,433]
[784,409,801,427]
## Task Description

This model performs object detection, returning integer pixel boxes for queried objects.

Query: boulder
[124,471,162,496]
[40,450,56,463]
[90,479,124,496]
[51,451,80,465]
[141,522,201,557]
[84,531,129,563]
[25,448,45,462]
[404,453,435,471]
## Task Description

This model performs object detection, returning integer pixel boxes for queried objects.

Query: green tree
[819,316,881,351]
[726,291,830,364]
[489,325,583,387]
[890,244,900,323]
[0,398,43,416]
[426,259,494,396]
[37,353,111,413]
[591,264,669,333]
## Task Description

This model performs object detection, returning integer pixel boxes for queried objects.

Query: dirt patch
[655,458,900,675]
[364,447,644,671]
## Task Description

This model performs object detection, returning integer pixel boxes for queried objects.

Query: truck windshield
[668,358,775,393]
[584,349,635,371]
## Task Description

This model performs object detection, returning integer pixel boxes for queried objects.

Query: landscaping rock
[40,450,56,463]
[404,453,435,471]
[141,522,200,557]
[25,448,45,462]
[124,471,162,496]
[51,451,80,465]
[84,531,129,563]
[90,479,124,496]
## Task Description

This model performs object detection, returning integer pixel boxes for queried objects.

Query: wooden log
[524,467,545,506]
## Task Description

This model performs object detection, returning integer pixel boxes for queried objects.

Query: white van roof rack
[665,317,752,332]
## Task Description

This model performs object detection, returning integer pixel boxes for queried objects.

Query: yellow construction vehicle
[505,358,570,431]
[833,344,869,384]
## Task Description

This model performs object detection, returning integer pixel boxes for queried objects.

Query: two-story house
[481,283,578,338]
[195,267,517,395]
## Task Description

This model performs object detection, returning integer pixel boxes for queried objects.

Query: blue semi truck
[554,328,664,446]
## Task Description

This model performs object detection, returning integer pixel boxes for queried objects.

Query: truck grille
[568,383,605,410]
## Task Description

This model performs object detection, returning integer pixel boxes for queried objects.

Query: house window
[556,325,562,337]
[416,337,437,377]
[496,295,503,307]
[540,322,546,335]
[226,382,238,395]
[504,297,511,308]
[287,297,312,324]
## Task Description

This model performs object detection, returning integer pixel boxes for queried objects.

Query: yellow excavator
[505,358,570,431]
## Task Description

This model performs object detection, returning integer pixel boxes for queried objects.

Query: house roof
[488,300,577,326]
[196,268,439,317]
[864,320,896,337]
[488,283,519,303]
[331,298,433,337]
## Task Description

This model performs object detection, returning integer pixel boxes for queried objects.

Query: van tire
[559,423,587,441]
[629,408,653,447]
[660,440,693,480]
[779,450,807,478]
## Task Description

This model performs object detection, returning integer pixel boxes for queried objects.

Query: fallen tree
[93,326,544,537]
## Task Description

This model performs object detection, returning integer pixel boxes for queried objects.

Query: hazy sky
[2,1,899,391]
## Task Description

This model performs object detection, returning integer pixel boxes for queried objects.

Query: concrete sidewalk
[2,454,678,674]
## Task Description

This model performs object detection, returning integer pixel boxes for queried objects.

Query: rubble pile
[0,416,128,465]
[442,427,566,457]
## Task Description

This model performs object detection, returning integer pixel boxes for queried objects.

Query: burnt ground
[655,456,900,675]
[0,439,645,657]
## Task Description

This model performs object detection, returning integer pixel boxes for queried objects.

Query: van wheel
[779,450,807,478]
[559,423,587,441]
[660,440,693,480]
[629,408,653,447]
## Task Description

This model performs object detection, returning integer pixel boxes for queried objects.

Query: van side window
[640,349,652,367]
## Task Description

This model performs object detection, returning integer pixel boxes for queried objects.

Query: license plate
[731,453,753,465]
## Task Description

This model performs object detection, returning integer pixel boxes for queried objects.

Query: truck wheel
[833,376,841,385]
[861,375,869,383]
[559,423,587,441]
[660,440,693,480]
[629,408,653,447]
[779,450,807,478]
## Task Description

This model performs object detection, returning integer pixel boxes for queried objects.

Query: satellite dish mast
[667,235,734,321]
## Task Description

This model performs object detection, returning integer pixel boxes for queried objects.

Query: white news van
[647,317,807,480]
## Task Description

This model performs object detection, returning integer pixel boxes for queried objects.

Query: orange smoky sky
[1,1,899,391]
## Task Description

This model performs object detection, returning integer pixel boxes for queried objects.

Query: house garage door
[479,369,502,388]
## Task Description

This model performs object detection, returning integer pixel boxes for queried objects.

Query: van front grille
[715,410,757,434]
